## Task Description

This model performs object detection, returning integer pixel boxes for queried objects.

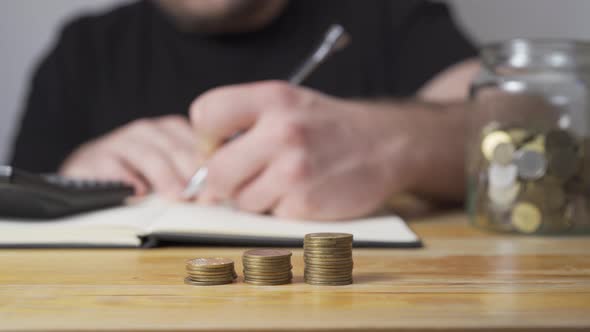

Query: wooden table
[1,212,589,331]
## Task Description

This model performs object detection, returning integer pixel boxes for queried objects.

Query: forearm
[357,99,469,203]
[402,101,468,201]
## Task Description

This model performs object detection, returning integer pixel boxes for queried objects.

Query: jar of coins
[468,39,590,234]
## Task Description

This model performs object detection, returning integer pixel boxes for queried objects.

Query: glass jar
[468,39,590,234]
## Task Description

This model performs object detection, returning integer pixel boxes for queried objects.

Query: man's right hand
[59,115,197,197]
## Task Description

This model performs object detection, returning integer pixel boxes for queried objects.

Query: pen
[182,24,351,199]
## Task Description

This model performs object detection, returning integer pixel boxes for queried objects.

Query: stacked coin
[185,257,237,286]
[304,233,353,285]
[471,126,590,234]
[242,249,293,285]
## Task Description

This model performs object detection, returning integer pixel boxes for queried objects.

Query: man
[11,0,479,220]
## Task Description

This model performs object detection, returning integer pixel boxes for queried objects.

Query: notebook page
[149,200,418,244]
[0,197,166,246]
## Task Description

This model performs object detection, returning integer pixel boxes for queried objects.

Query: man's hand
[60,115,197,197]
[189,81,429,220]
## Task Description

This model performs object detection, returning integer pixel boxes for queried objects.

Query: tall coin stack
[242,249,293,285]
[185,257,237,286]
[304,233,353,286]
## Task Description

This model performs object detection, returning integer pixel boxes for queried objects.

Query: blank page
[149,199,419,245]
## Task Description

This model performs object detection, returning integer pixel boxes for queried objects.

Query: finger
[234,151,305,214]
[108,136,185,197]
[273,166,391,221]
[197,122,278,203]
[125,119,196,184]
[156,115,195,148]
[93,158,150,196]
[61,155,149,196]
[152,116,199,180]
[190,81,299,143]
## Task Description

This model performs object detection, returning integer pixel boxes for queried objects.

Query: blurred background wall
[1,0,590,164]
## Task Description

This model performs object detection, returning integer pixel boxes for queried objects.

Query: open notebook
[0,196,420,248]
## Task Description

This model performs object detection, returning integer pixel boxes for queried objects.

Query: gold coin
[305,232,353,239]
[548,148,579,180]
[304,244,352,248]
[184,277,234,286]
[304,233,353,242]
[303,251,352,257]
[522,134,545,153]
[243,270,293,278]
[570,196,590,228]
[304,272,352,277]
[304,259,353,265]
[304,258,353,263]
[303,248,352,254]
[186,257,234,269]
[304,273,353,279]
[304,241,353,246]
[243,268,293,274]
[187,276,236,283]
[305,266,353,270]
[541,213,573,233]
[304,279,352,286]
[244,279,292,285]
[243,249,292,259]
[304,261,353,267]
[305,266,354,272]
[185,268,235,274]
[243,269,292,274]
[243,267,293,273]
[545,129,577,152]
[523,179,566,212]
[186,272,236,279]
[481,131,512,161]
[507,128,534,147]
[186,266,235,272]
[244,275,293,281]
[242,259,291,265]
[511,202,542,234]
[304,252,352,257]
[491,142,516,165]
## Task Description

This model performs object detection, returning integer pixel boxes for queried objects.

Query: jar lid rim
[483,38,590,50]
[481,38,590,70]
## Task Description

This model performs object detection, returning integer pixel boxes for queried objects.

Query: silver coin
[514,149,547,180]
[488,163,518,189]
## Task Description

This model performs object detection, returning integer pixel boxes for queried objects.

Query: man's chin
[154,0,289,34]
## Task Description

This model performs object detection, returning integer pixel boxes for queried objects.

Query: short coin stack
[242,249,293,285]
[304,233,353,286]
[185,257,237,286]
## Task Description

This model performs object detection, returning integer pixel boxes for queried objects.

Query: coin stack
[242,249,293,285]
[185,257,237,286]
[304,233,353,286]
[471,126,590,234]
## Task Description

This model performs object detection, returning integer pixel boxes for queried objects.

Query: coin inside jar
[514,149,548,180]
[511,202,543,234]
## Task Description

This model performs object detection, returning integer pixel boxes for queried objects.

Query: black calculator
[0,166,135,219]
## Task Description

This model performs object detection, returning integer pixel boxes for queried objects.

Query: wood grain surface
[1,212,589,331]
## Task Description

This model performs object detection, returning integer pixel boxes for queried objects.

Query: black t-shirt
[11,0,476,172]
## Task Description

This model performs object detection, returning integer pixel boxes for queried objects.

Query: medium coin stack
[471,125,590,234]
[304,233,353,286]
[185,257,237,286]
[242,249,293,285]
